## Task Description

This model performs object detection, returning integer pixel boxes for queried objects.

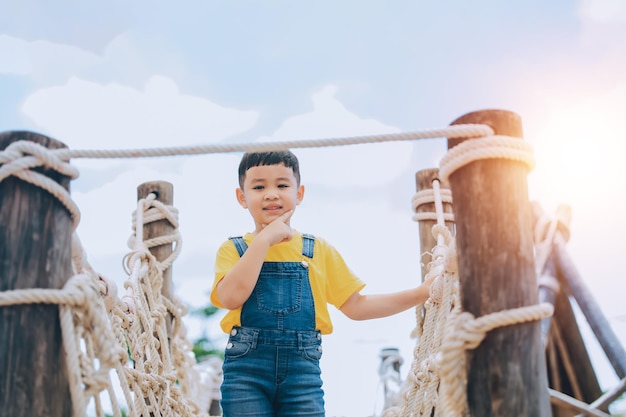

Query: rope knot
[0,140,82,228]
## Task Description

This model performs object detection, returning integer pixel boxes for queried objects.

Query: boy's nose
[264,191,278,200]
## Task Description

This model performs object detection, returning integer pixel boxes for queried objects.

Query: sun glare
[527,96,626,213]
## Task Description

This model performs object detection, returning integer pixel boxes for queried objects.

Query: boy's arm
[216,211,294,310]
[339,277,433,321]
[216,235,271,309]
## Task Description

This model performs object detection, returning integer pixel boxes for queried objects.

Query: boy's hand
[259,210,294,246]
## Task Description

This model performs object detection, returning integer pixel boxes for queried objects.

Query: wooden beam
[549,389,611,417]
[553,235,626,379]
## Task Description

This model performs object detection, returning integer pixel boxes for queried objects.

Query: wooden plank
[549,389,611,417]
[578,377,626,415]
[547,286,604,413]
[0,131,73,416]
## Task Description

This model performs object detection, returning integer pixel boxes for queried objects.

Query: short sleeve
[319,239,366,308]
[210,239,240,309]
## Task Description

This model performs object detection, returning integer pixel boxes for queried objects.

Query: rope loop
[438,302,554,416]
[0,140,81,228]
[439,135,535,182]
[412,188,455,223]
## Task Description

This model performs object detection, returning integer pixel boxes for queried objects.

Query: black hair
[238,150,301,188]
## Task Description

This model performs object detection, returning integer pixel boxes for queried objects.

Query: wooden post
[530,202,603,414]
[446,110,550,416]
[414,168,454,281]
[137,181,175,341]
[0,131,73,416]
[548,281,604,414]
[553,236,626,379]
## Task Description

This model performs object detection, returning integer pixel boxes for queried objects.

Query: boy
[210,150,433,417]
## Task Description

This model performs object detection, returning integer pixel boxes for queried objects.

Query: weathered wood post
[414,168,454,280]
[531,202,603,415]
[137,181,175,341]
[553,237,626,379]
[0,131,73,416]
[446,110,551,416]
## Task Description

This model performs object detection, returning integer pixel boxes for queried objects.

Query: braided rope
[55,124,493,159]
[0,124,493,236]
[0,273,126,417]
[1,120,543,417]
[0,140,81,228]
[0,194,210,416]
[439,135,535,182]
[411,188,454,223]
[438,303,555,417]
[106,194,207,417]
[383,182,458,417]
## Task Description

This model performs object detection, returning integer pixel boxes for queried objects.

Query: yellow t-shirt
[211,231,365,334]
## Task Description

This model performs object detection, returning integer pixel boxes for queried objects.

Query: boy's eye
[278,184,289,189]
[252,185,264,190]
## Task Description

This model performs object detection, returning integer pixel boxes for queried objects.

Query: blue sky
[2,1,626,415]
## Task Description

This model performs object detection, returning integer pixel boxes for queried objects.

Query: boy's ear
[296,184,305,205]
[235,188,248,208]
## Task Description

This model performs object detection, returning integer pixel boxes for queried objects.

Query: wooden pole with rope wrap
[0,131,74,416]
[414,168,454,281]
[446,110,551,417]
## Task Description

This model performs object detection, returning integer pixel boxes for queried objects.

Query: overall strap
[229,236,248,257]
[229,234,315,258]
[302,233,315,258]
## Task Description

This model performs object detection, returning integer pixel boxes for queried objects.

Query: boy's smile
[236,163,304,233]
[264,204,282,214]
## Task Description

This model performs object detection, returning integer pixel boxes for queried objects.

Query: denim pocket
[224,339,253,359]
[300,342,323,361]
[256,270,303,315]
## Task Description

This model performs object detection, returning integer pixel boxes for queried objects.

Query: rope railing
[58,124,494,159]
[1,115,565,417]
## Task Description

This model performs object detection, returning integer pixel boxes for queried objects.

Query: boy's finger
[280,210,294,222]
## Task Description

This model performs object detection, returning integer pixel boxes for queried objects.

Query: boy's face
[236,163,304,233]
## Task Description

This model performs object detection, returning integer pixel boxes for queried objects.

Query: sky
[1,0,626,415]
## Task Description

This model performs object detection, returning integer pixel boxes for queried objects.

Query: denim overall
[220,234,325,417]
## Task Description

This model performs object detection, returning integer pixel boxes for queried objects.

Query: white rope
[383,179,458,417]
[411,188,454,223]
[1,119,545,417]
[439,134,534,182]
[438,303,554,417]
[0,123,492,232]
[58,124,494,159]
[0,140,81,228]
[0,195,209,416]
[0,273,126,417]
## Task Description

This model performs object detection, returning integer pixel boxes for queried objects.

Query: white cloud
[260,84,414,187]
[0,35,33,74]
[578,0,626,23]
[22,75,259,150]
[577,0,626,47]
[0,34,100,77]
[68,82,418,281]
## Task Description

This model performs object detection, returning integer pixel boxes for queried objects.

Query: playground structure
[1,109,625,416]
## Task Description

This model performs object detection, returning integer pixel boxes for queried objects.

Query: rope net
[0,124,553,417]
